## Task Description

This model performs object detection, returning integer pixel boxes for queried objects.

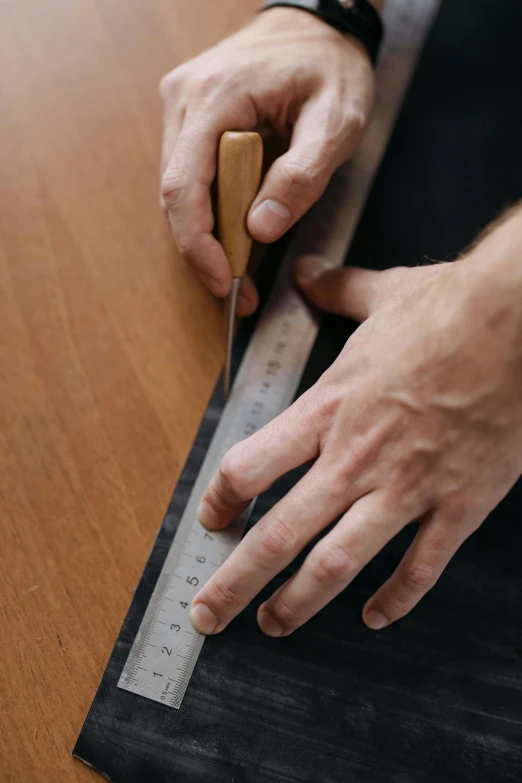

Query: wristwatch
[260,0,384,65]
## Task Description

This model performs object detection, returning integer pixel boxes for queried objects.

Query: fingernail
[257,607,284,638]
[190,602,219,634]
[197,500,218,528]
[250,200,291,242]
[294,256,336,284]
[364,608,389,630]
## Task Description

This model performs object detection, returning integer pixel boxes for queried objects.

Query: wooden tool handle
[218,131,263,278]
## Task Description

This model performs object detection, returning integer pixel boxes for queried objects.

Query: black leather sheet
[74,1,522,780]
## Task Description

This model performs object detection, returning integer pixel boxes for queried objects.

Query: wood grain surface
[0,2,257,780]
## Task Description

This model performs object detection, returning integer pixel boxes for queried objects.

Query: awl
[218,131,263,397]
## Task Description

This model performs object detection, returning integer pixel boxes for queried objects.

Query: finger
[191,460,354,635]
[160,111,184,210]
[236,274,259,317]
[362,513,468,630]
[257,491,424,637]
[294,259,384,322]
[159,74,186,207]
[248,95,360,243]
[161,114,232,297]
[198,390,321,531]
[160,103,185,183]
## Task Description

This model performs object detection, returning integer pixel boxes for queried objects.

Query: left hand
[190,237,522,637]
[159,8,374,315]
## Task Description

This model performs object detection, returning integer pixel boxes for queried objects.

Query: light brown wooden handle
[218,131,263,279]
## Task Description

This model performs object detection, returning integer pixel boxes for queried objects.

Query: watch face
[338,0,356,9]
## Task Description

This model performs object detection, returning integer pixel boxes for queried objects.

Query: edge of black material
[74,2,522,781]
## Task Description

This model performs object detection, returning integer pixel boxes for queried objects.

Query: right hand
[191,210,522,637]
[159,8,375,315]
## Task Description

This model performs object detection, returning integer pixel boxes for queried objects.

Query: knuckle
[163,214,193,258]
[159,75,170,101]
[270,596,303,629]
[175,235,193,258]
[441,493,475,528]
[322,102,345,136]
[160,174,184,211]
[207,579,240,613]
[346,109,366,140]
[280,161,321,194]
[400,562,437,593]
[310,542,353,585]
[384,591,411,615]
[186,72,222,102]
[312,380,343,428]
[159,67,185,101]
[257,516,299,559]
[218,447,249,502]
[331,448,363,486]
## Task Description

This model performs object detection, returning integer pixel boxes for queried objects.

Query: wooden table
[0,1,257,779]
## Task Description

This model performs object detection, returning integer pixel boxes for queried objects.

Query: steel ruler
[118,0,442,709]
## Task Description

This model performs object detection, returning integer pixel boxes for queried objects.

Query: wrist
[259,0,383,64]
[253,6,374,64]
[466,206,522,285]
[460,206,522,335]
[254,5,337,33]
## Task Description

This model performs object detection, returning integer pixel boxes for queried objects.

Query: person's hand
[190,213,522,636]
[159,8,375,315]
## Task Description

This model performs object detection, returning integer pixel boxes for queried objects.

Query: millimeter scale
[118,0,442,710]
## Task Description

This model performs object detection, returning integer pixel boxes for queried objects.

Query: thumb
[247,98,345,244]
[294,257,384,323]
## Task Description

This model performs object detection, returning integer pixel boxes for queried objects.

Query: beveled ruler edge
[117,0,443,710]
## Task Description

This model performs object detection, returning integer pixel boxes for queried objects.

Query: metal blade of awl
[223,277,242,397]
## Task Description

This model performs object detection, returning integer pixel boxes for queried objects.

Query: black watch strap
[260,0,383,65]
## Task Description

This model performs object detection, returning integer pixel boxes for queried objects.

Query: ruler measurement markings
[118,0,442,709]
